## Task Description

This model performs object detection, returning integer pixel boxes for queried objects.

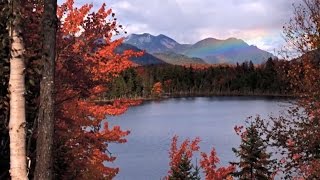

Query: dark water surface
[106,97,290,180]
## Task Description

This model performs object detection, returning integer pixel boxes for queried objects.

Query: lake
[107,96,291,180]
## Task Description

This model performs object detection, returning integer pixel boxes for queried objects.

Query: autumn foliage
[151,81,163,97]
[1,0,143,177]
[168,136,201,172]
[201,148,235,180]
[168,136,234,180]
[1,0,319,179]
[52,0,144,179]
[250,0,320,179]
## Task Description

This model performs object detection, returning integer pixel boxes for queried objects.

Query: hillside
[153,52,207,65]
[182,37,274,64]
[124,33,187,53]
[124,33,274,64]
[116,43,166,65]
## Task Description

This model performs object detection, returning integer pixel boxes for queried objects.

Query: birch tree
[8,0,28,179]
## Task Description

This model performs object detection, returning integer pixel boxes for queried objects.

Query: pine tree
[168,154,200,180]
[192,163,201,180]
[167,136,201,180]
[231,123,274,180]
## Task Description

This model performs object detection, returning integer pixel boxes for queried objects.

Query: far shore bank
[95,92,296,103]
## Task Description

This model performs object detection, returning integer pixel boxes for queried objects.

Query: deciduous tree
[8,0,28,179]
[167,136,200,180]
[167,136,235,180]
[254,0,320,178]
[53,1,142,178]
[167,136,201,180]
[151,81,163,97]
[200,148,235,180]
[1,0,142,178]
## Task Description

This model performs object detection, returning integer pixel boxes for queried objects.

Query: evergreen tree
[168,154,201,180]
[231,123,274,180]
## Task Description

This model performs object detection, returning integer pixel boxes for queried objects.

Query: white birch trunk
[8,10,28,180]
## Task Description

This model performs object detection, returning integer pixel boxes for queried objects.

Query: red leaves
[151,82,163,96]
[59,0,93,35]
[200,148,235,180]
[168,136,235,180]
[169,135,200,172]
[54,0,142,179]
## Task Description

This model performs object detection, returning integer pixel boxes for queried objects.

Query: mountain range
[116,43,165,65]
[123,33,275,65]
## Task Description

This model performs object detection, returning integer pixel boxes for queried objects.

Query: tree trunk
[34,0,57,179]
[8,0,28,179]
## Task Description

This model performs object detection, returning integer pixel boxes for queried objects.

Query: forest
[105,58,292,100]
[0,0,320,179]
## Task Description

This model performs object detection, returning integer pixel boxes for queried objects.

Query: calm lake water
[107,97,291,180]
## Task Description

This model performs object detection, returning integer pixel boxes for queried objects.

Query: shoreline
[96,92,296,103]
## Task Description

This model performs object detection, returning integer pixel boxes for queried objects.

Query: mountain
[182,37,274,64]
[116,43,166,65]
[153,52,207,66]
[125,33,274,64]
[124,33,191,53]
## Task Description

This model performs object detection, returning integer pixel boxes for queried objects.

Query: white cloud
[63,0,303,53]
[113,1,132,10]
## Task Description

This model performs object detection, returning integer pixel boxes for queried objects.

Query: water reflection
[106,97,290,180]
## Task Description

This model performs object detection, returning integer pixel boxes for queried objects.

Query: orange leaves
[96,3,112,24]
[169,135,200,172]
[151,82,163,96]
[168,136,234,180]
[101,123,129,143]
[54,0,142,178]
[200,148,235,180]
[59,0,93,35]
[91,85,106,95]
[200,148,219,170]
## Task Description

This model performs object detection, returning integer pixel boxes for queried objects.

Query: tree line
[105,58,292,100]
[0,0,319,179]
[166,0,320,179]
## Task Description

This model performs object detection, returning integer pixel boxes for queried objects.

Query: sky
[63,0,301,54]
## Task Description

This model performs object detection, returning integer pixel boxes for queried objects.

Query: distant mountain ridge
[153,52,207,65]
[116,43,166,65]
[125,33,191,53]
[124,33,275,64]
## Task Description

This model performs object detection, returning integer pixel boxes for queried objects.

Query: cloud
[60,0,302,53]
